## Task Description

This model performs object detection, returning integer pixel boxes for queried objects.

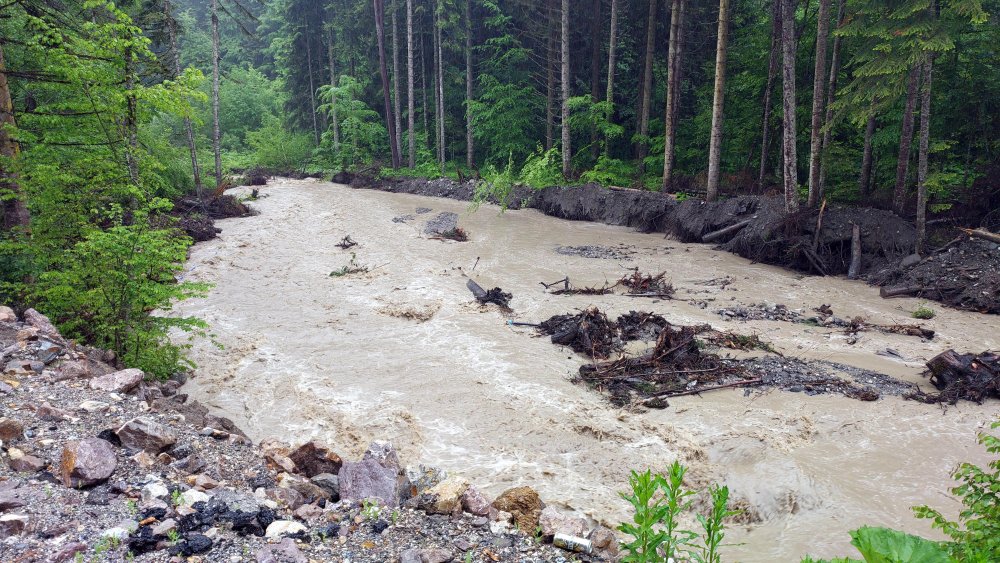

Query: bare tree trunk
[780,0,798,212]
[915,54,934,254]
[805,0,831,206]
[304,29,321,145]
[0,43,29,230]
[560,0,571,177]
[435,2,446,170]
[636,0,657,170]
[605,0,619,110]
[859,111,876,201]
[662,0,685,191]
[546,0,556,151]
[165,0,202,196]
[757,0,781,189]
[375,0,401,168]
[589,0,602,158]
[392,0,403,161]
[817,0,845,199]
[465,0,474,169]
[893,67,920,214]
[211,0,222,187]
[407,0,416,167]
[421,27,429,151]
[705,0,731,202]
[327,27,341,153]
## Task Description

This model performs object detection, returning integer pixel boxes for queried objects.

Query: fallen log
[701,218,754,243]
[880,285,921,298]
[959,227,1000,245]
[641,378,763,404]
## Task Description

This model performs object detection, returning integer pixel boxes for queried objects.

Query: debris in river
[538,307,618,359]
[717,302,934,339]
[555,245,634,260]
[432,227,469,242]
[908,349,1000,404]
[617,269,675,298]
[706,331,778,354]
[336,235,358,249]
[330,253,368,277]
[466,279,512,309]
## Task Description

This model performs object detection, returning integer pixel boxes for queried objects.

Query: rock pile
[0,305,619,562]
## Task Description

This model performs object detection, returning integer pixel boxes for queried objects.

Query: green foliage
[518,147,564,189]
[246,115,315,172]
[803,527,949,563]
[34,202,208,379]
[581,157,639,188]
[473,153,519,211]
[912,304,936,319]
[318,76,387,169]
[914,420,1000,561]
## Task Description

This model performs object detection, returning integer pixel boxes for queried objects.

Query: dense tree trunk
[560,0,571,177]
[757,0,781,189]
[165,0,202,196]
[662,0,685,191]
[435,2,446,169]
[893,67,920,214]
[407,0,416,167]
[392,1,403,161]
[211,0,222,187]
[780,0,798,212]
[327,28,341,153]
[0,43,29,231]
[805,0,831,207]
[705,0,731,202]
[817,0,845,198]
[375,0,401,168]
[916,54,934,254]
[546,0,556,151]
[465,0,474,169]
[635,0,657,169]
[304,29,320,145]
[589,0,602,158]
[421,27,429,151]
[123,45,139,186]
[605,0,619,110]
[859,110,876,201]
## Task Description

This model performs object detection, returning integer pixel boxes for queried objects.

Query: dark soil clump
[909,349,1000,404]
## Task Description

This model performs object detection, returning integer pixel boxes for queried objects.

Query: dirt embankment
[343,174,998,315]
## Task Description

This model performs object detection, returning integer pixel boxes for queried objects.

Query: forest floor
[343,172,1000,315]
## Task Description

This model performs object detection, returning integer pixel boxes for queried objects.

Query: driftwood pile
[466,279,512,309]
[542,270,675,299]
[909,349,1000,404]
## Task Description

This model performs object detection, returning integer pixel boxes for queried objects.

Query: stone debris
[0,306,608,561]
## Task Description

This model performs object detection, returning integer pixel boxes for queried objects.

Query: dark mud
[346,174,998,315]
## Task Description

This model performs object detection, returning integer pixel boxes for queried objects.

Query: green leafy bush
[618,462,736,562]
[518,147,563,189]
[246,115,315,173]
[581,156,638,188]
[34,201,209,379]
[912,304,936,320]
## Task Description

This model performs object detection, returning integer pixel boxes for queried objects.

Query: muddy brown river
[172,178,1000,561]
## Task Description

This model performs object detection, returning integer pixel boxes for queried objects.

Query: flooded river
[173,178,1000,561]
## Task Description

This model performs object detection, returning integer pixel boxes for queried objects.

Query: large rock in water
[338,458,400,507]
[288,441,342,478]
[116,417,177,453]
[59,438,117,487]
[90,369,144,393]
[492,486,544,533]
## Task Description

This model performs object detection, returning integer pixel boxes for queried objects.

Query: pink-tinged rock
[338,458,400,507]
[36,402,70,422]
[54,359,114,381]
[0,514,28,538]
[255,537,307,563]
[23,308,59,337]
[59,438,117,488]
[52,541,88,562]
[0,306,16,323]
[538,506,588,538]
[9,454,45,473]
[116,417,177,453]
[90,368,144,393]
[460,485,492,516]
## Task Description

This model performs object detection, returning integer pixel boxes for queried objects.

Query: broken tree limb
[336,235,357,249]
[960,228,1000,245]
[466,278,487,300]
[848,223,862,280]
[701,218,754,243]
[812,199,827,252]
[880,285,921,298]
[641,378,763,404]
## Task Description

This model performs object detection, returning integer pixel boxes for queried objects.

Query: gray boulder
[59,438,117,487]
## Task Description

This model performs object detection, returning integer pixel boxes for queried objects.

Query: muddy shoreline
[345,174,998,314]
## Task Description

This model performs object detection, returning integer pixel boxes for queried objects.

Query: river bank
[170,177,999,562]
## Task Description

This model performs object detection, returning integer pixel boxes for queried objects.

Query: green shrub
[518,146,563,189]
[618,461,736,562]
[246,116,315,172]
[912,304,936,320]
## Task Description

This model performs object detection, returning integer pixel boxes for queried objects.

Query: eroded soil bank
[173,178,1000,562]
